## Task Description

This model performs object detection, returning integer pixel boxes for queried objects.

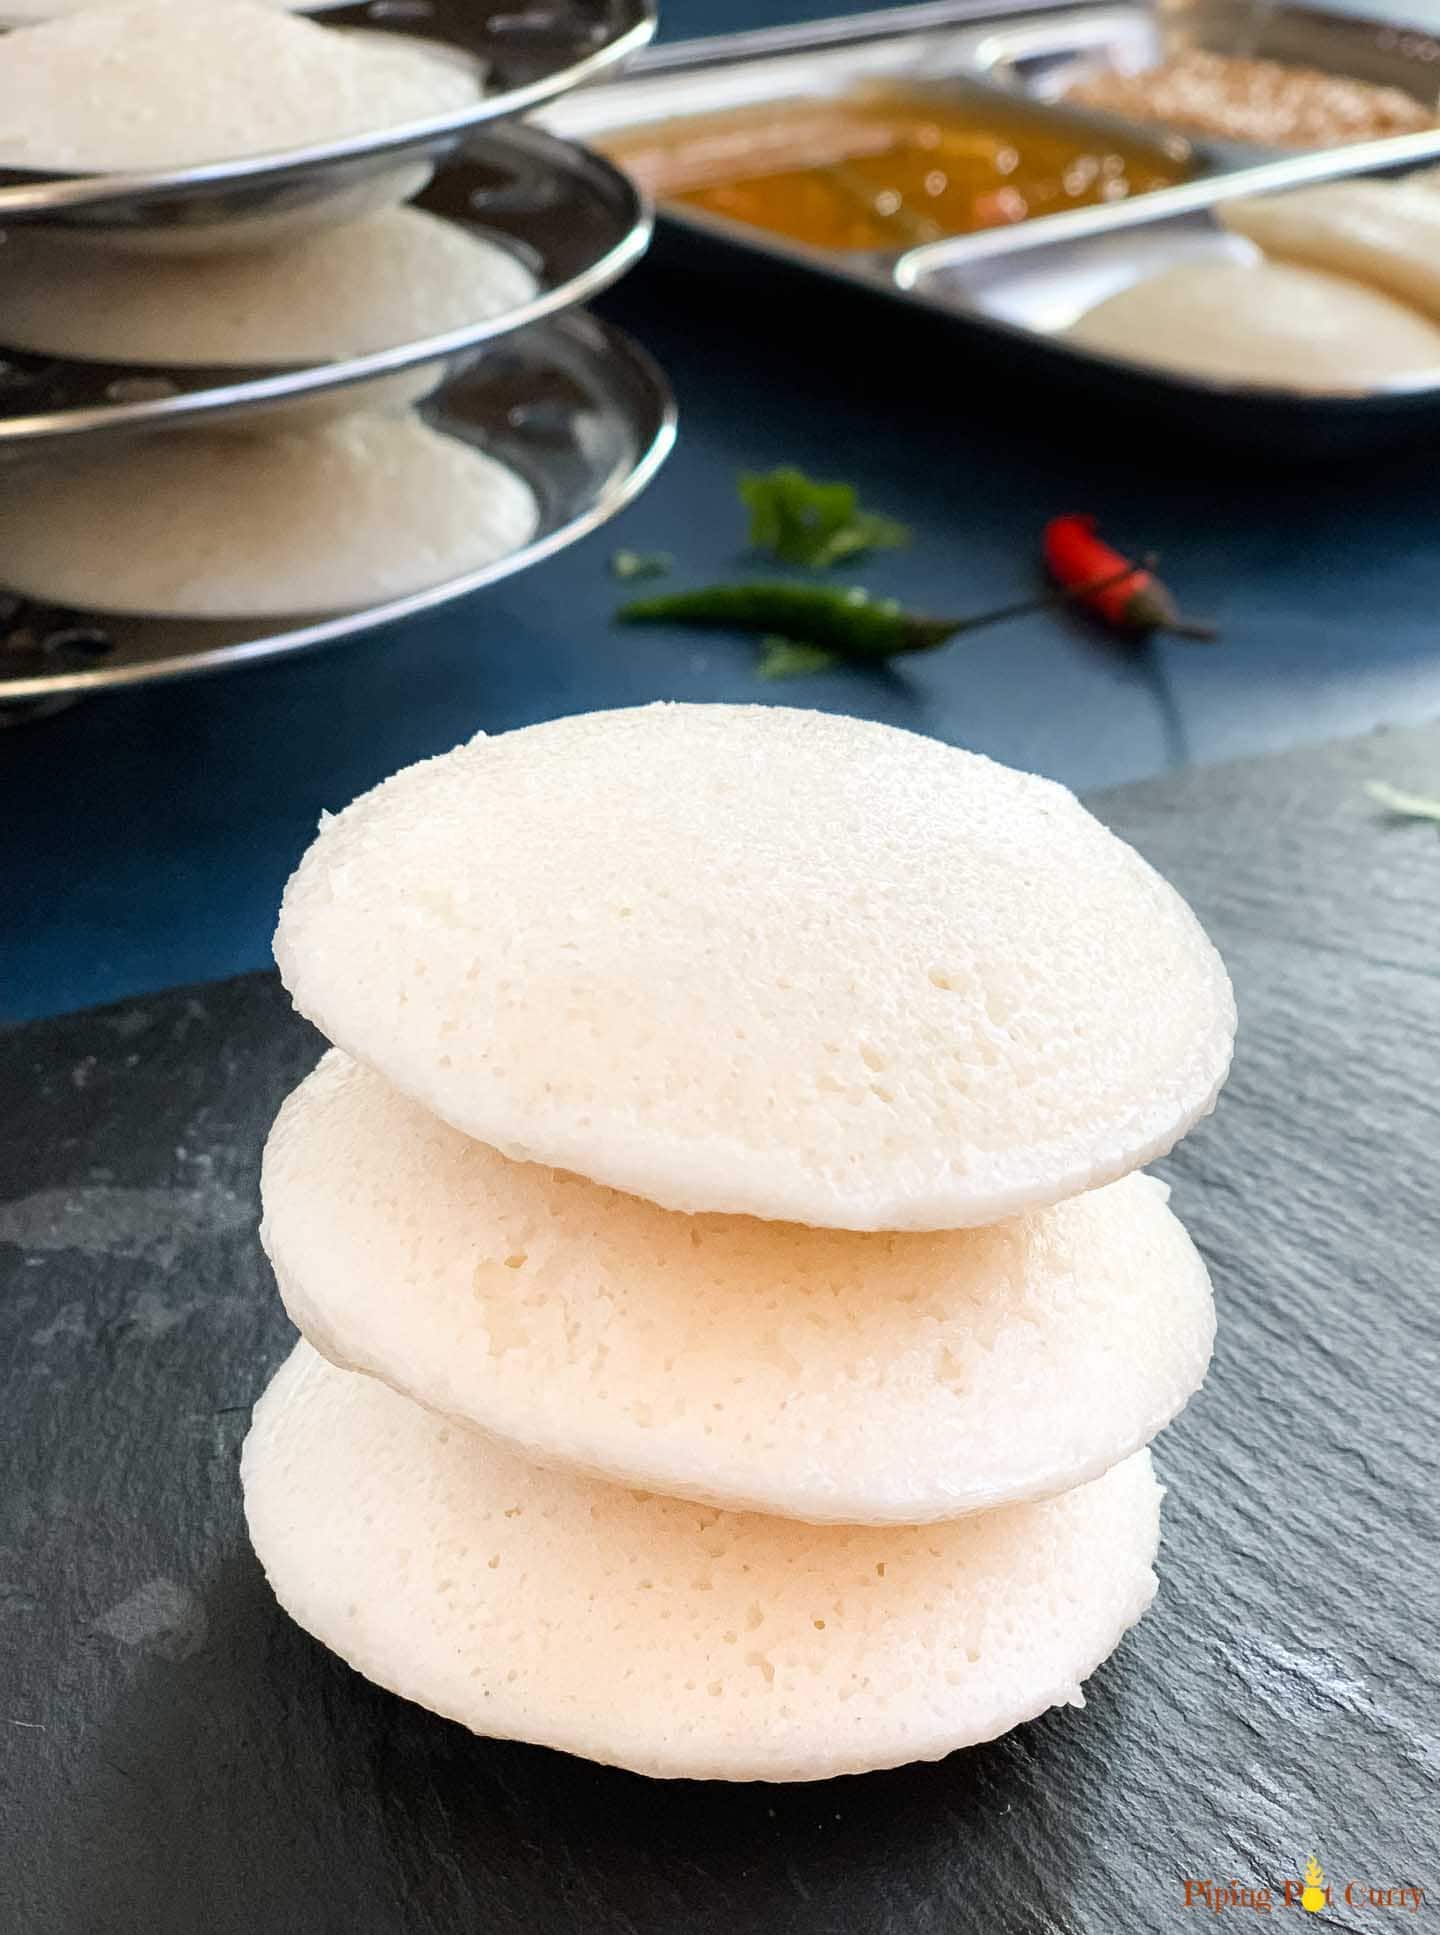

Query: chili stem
[962,556,1162,633]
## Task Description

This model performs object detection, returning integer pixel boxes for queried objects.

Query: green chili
[618,582,958,658]
[618,558,1182,670]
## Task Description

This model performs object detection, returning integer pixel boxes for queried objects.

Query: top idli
[276,705,1233,1229]
[0,0,479,175]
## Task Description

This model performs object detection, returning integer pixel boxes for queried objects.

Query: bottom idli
[243,1343,1164,1782]
[0,413,539,618]
[262,1050,1214,1525]
[1067,258,1440,392]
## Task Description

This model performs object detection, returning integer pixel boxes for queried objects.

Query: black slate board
[3,723,1438,1935]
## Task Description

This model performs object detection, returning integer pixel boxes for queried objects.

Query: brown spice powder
[1066,47,1436,148]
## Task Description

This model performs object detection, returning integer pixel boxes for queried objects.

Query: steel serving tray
[539,4,1215,168]
[542,6,1440,450]
[0,124,651,451]
[0,310,676,705]
[0,0,655,247]
[967,0,1440,142]
[536,4,1247,293]
[895,130,1440,450]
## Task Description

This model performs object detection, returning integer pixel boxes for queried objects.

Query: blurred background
[6,0,1440,1023]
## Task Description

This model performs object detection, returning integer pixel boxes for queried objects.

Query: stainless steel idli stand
[0,0,674,713]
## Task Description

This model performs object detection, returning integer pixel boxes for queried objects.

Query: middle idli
[262,1051,1215,1524]
[275,704,1235,1230]
[0,209,538,366]
[0,412,539,618]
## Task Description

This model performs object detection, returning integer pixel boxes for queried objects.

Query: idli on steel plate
[275,705,1235,1230]
[263,1051,1215,1523]
[1067,258,1440,392]
[0,209,537,366]
[0,0,478,175]
[1219,178,1440,324]
[242,1342,1165,1782]
[0,413,538,618]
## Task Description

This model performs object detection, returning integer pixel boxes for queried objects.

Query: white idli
[275,705,1235,1231]
[0,210,537,364]
[1219,179,1440,324]
[1066,258,1440,393]
[0,413,538,618]
[243,1342,1165,1782]
[263,1050,1214,1523]
[0,0,479,174]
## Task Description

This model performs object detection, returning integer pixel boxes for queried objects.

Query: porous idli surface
[0,413,538,618]
[263,1051,1215,1522]
[0,210,537,365]
[0,0,479,175]
[1066,258,1440,393]
[1219,180,1440,324]
[275,704,1235,1230]
[242,1342,1165,1781]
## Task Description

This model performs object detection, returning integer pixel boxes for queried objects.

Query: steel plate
[0,0,656,245]
[0,124,651,449]
[0,311,676,702]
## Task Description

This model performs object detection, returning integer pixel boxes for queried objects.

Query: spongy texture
[0,210,537,364]
[242,1342,1164,1781]
[0,413,538,618]
[1067,257,1440,392]
[263,1051,1215,1522]
[274,704,1235,1230]
[1219,179,1440,324]
[0,0,478,173]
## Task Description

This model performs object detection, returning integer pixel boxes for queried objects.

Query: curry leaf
[740,467,910,570]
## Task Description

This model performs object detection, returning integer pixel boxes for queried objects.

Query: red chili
[1043,515,1215,640]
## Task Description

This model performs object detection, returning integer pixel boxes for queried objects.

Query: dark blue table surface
[6,0,1440,1025]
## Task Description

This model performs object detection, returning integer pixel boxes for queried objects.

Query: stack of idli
[0,0,544,617]
[244,702,1235,1783]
